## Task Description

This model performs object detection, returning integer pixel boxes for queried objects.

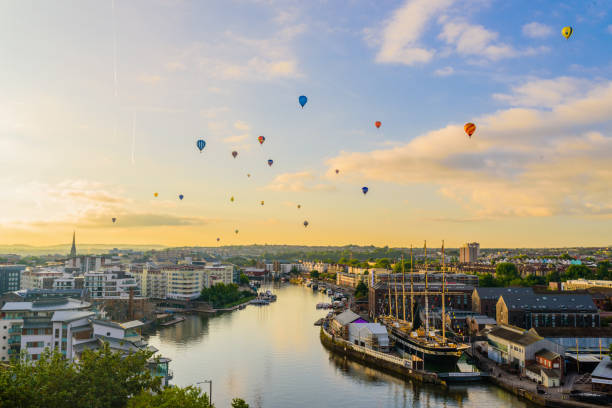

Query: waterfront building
[0,265,25,295]
[591,356,612,393]
[496,293,599,329]
[348,322,390,352]
[84,268,140,299]
[164,266,203,301]
[459,242,480,263]
[486,324,564,374]
[471,287,534,318]
[563,279,612,291]
[203,264,234,288]
[65,255,119,274]
[20,268,64,290]
[336,272,366,288]
[0,298,91,361]
[130,266,167,299]
[331,310,363,339]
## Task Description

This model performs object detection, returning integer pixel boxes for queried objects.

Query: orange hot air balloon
[154,192,158,197]
[375,121,381,129]
[464,122,476,138]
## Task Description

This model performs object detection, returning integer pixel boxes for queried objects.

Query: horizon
[1,1,611,248]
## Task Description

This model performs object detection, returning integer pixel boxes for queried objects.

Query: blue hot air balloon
[362,187,368,195]
[267,159,273,167]
[299,95,307,108]
[196,139,206,152]
[179,194,184,200]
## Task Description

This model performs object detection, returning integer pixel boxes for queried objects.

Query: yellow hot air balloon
[562,26,573,40]
[154,192,158,197]
[464,122,476,138]
[260,200,264,206]
[230,196,235,202]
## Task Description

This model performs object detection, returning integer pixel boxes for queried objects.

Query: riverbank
[469,349,603,408]
[202,296,257,313]
[319,326,443,385]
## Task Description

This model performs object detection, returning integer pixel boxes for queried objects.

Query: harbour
[146,283,537,408]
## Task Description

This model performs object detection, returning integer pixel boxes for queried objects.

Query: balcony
[8,326,22,334]
[8,336,21,344]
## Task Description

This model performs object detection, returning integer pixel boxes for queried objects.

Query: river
[147,284,535,408]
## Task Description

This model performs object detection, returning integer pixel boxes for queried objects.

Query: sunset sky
[1,0,611,248]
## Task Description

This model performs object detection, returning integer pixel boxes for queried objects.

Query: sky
[1,0,612,248]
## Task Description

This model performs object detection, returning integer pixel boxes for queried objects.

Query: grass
[216,295,256,309]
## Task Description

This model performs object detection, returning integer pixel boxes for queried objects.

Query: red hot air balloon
[232,151,238,158]
[464,123,476,138]
[375,121,381,129]
[258,136,265,145]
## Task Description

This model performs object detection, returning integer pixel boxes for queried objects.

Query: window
[107,332,111,336]
[62,329,67,338]
[31,354,38,361]
[55,329,59,338]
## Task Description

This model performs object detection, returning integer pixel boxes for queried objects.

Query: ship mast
[424,240,429,337]
[393,264,399,319]
[442,240,446,344]
[401,254,406,322]
[388,267,392,317]
[410,245,414,326]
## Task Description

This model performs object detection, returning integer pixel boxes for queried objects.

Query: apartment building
[0,265,25,295]
[84,268,140,299]
[20,268,64,290]
[0,298,91,362]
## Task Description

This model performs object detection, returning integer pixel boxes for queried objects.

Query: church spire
[70,231,77,258]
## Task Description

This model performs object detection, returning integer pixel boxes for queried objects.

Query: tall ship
[379,241,469,367]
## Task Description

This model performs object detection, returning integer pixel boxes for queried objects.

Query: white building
[348,322,390,352]
[203,264,234,288]
[130,266,168,299]
[0,298,91,362]
[20,268,64,290]
[164,266,203,301]
[84,268,140,299]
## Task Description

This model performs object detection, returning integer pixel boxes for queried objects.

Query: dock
[160,316,185,326]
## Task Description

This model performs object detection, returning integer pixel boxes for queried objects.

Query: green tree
[563,264,591,280]
[231,398,250,408]
[128,386,212,408]
[559,253,574,261]
[354,280,368,299]
[478,273,498,287]
[374,258,391,269]
[239,273,250,285]
[310,270,320,279]
[596,261,611,280]
[495,262,519,285]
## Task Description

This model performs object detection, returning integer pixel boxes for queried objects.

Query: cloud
[607,25,612,35]
[265,171,336,192]
[368,0,542,66]
[137,74,163,84]
[372,0,453,65]
[434,66,454,76]
[234,120,250,131]
[522,22,553,38]
[493,77,597,108]
[223,134,250,144]
[327,78,612,218]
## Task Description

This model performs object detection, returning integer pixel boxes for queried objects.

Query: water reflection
[147,284,536,408]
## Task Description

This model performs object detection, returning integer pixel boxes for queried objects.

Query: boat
[250,299,270,305]
[381,240,469,367]
[326,288,333,295]
[312,283,318,291]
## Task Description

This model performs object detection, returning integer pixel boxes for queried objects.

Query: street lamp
[197,380,212,405]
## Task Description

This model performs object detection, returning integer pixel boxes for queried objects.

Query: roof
[592,356,612,380]
[488,325,543,346]
[120,320,144,330]
[474,287,534,300]
[468,315,497,325]
[536,349,560,361]
[51,310,94,323]
[91,319,144,331]
[334,310,361,326]
[499,293,598,312]
[1,298,90,312]
[533,327,612,338]
[350,322,389,335]
[22,318,52,329]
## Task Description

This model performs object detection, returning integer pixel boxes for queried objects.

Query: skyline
[1,0,612,247]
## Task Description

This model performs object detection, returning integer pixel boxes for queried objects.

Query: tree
[559,253,574,261]
[563,264,591,280]
[495,262,519,285]
[239,273,250,285]
[310,270,320,279]
[374,258,391,269]
[231,398,250,408]
[354,280,368,299]
[128,386,212,408]
[478,273,498,287]
[596,261,611,280]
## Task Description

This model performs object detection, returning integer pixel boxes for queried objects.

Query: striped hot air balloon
[464,122,476,138]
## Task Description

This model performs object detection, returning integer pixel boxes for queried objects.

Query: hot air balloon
[196,139,206,152]
[375,121,381,129]
[297,204,301,209]
[303,220,309,227]
[260,200,264,206]
[335,169,339,174]
[362,187,369,195]
[258,136,265,145]
[112,218,116,223]
[179,194,184,200]
[235,229,239,234]
[267,159,273,167]
[230,196,234,202]
[232,151,238,158]
[247,174,251,178]
[154,192,158,197]
[216,237,220,242]
[299,95,307,108]
[464,122,476,138]
[562,26,573,39]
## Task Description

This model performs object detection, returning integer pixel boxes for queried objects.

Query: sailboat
[380,241,469,367]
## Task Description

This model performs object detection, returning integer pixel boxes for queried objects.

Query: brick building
[472,287,534,318]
